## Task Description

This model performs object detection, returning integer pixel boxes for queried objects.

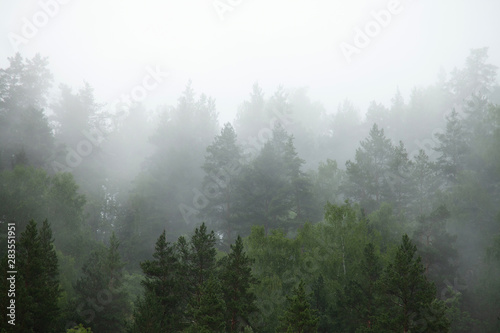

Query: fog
[1,0,500,332]
[3,1,500,122]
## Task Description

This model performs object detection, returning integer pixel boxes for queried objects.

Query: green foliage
[134,230,183,332]
[434,109,469,183]
[0,219,61,332]
[66,323,93,332]
[184,274,226,333]
[0,166,88,258]
[72,233,130,333]
[276,280,319,333]
[201,122,242,245]
[219,235,259,331]
[336,243,383,332]
[378,234,450,332]
[344,123,395,212]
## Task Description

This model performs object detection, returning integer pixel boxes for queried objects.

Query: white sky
[1,0,499,123]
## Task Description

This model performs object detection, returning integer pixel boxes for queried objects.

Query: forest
[0,47,499,332]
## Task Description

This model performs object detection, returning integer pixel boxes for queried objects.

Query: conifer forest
[1,1,500,332]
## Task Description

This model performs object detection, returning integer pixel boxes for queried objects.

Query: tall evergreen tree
[184,275,226,333]
[189,223,218,303]
[73,233,130,333]
[344,124,394,212]
[378,234,449,332]
[201,122,242,245]
[337,243,383,332]
[5,219,61,332]
[434,109,469,183]
[276,280,319,333]
[134,230,183,332]
[220,235,259,331]
[38,219,62,331]
[409,150,442,217]
[413,205,458,291]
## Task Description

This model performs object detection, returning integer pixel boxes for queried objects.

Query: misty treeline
[0,47,499,332]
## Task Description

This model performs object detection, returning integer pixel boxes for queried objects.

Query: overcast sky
[1,0,499,123]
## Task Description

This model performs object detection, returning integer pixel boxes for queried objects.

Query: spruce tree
[38,219,61,332]
[379,234,449,332]
[277,280,319,333]
[337,243,383,332]
[344,123,394,212]
[14,219,62,332]
[220,235,258,331]
[201,122,242,245]
[184,275,226,333]
[189,222,218,303]
[73,233,130,333]
[136,230,183,332]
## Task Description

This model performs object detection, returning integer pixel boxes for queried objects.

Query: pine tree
[345,123,394,212]
[409,150,441,217]
[38,219,61,332]
[14,219,62,332]
[283,136,315,224]
[189,223,218,303]
[379,234,449,332]
[413,205,458,291]
[434,109,469,183]
[220,235,258,331]
[136,230,183,332]
[184,275,226,333]
[337,243,383,332]
[201,122,242,245]
[73,233,130,333]
[277,280,319,333]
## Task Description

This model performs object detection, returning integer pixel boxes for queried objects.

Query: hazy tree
[201,122,242,244]
[0,53,54,169]
[434,109,469,183]
[344,124,394,212]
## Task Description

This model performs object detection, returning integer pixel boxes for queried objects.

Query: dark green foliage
[184,275,226,333]
[2,48,500,332]
[134,230,183,332]
[378,234,450,332]
[220,235,259,331]
[276,280,319,333]
[0,166,88,259]
[413,205,458,291]
[189,222,218,301]
[72,233,130,333]
[131,223,220,331]
[337,243,383,332]
[0,220,61,332]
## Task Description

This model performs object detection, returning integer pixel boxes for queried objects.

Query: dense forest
[0,47,500,332]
